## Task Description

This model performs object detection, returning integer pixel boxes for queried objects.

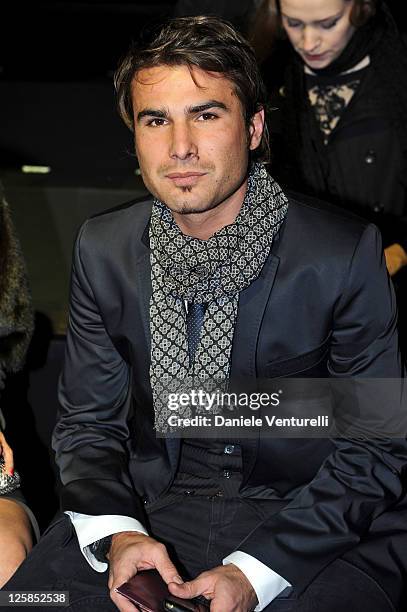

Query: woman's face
[279,0,356,69]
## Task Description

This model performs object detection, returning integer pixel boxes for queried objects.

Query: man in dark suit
[4,15,407,612]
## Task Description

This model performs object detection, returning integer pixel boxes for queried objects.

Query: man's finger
[168,574,210,599]
[109,565,139,612]
[109,564,135,591]
[154,545,184,585]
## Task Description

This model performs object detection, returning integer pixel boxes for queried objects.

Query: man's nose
[301,27,321,53]
[169,122,198,160]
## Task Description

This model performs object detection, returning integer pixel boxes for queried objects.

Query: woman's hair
[114,16,270,162]
[0,192,34,373]
[250,0,378,62]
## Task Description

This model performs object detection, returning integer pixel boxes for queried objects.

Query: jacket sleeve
[52,222,145,522]
[238,223,407,593]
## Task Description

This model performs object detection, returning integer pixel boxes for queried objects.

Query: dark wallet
[116,570,210,612]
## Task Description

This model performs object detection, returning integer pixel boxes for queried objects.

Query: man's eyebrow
[137,108,169,122]
[136,100,229,122]
[137,100,229,121]
[186,100,229,114]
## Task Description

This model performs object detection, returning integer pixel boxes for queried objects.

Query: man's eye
[198,112,218,121]
[321,18,339,29]
[146,118,167,127]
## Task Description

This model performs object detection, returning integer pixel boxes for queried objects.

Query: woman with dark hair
[0,189,39,586]
[251,0,407,352]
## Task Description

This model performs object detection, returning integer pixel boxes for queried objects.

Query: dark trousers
[2,493,400,611]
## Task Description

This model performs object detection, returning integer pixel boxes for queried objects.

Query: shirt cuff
[65,511,148,572]
[223,550,292,611]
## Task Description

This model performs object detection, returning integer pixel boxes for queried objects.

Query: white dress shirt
[66,512,291,611]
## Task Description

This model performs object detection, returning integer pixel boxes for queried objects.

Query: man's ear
[248,107,265,152]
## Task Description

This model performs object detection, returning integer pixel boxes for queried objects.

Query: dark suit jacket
[53,192,406,593]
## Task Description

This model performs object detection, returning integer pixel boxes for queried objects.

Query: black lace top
[306,66,369,144]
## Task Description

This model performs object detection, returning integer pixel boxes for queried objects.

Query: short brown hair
[114,16,270,162]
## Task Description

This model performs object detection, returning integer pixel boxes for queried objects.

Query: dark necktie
[186,302,206,364]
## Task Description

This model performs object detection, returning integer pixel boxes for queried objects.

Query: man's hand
[384,243,407,276]
[107,532,183,612]
[168,564,258,612]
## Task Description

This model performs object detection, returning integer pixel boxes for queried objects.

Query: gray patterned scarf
[149,163,288,432]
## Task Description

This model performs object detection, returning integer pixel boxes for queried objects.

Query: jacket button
[224,445,235,455]
[365,150,376,164]
[223,470,232,478]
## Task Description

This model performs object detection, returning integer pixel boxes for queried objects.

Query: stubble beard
[165,184,223,216]
[176,193,220,215]
[177,186,210,215]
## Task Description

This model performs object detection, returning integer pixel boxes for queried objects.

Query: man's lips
[166,172,207,178]
[165,171,207,186]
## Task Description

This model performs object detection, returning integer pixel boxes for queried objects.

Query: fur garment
[0,191,34,374]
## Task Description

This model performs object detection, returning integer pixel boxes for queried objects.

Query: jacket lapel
[135,250,152,355]
[232,251,280,378]
[137,223,181,470]
[231,251,280,485]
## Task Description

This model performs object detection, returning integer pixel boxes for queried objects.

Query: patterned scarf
[149,163,288,432]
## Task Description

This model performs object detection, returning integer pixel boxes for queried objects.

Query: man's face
[131,64,264,221]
